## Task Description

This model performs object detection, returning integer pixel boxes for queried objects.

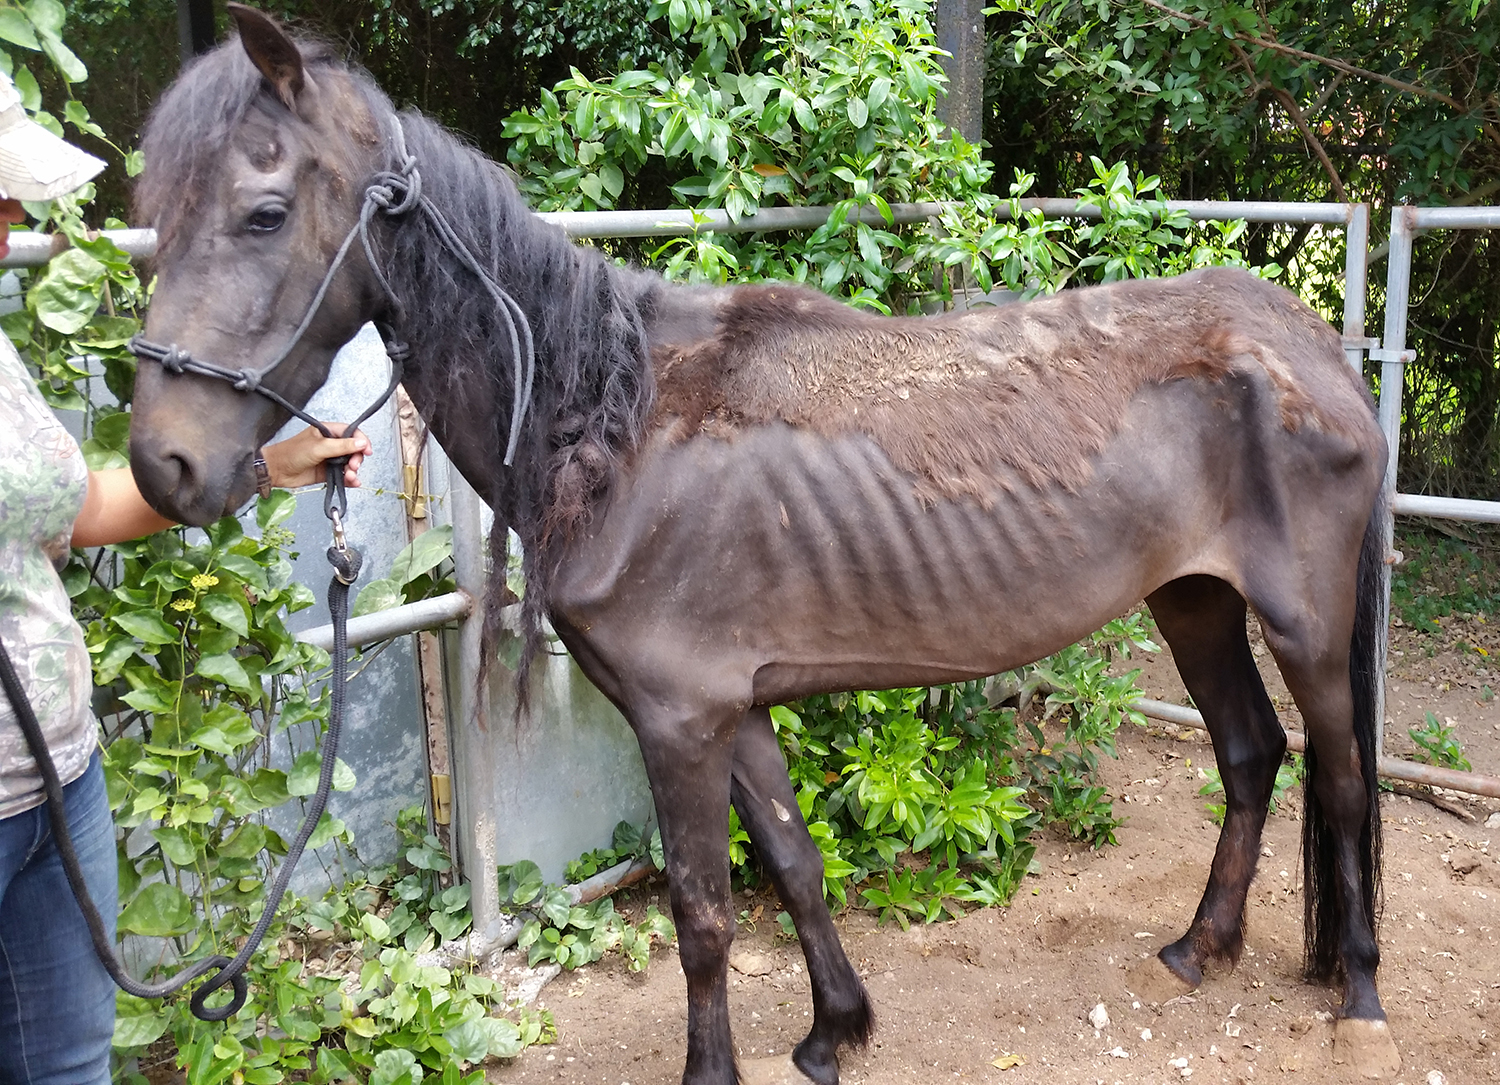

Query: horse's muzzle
[130,433,253,526]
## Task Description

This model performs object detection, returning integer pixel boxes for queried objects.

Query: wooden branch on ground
[1387,781,1477,822]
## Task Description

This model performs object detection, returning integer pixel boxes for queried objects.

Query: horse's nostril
[166,453,192,492]
[131,447,195,519]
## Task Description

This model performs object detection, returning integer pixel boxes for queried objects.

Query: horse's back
[645,267,1378,508]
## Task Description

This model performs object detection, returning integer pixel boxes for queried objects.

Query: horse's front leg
[730,707,873,1085]
[630,695,743,1085]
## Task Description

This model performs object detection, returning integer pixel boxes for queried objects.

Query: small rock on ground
[730,950,774,977]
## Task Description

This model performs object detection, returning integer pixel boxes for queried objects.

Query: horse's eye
[246,207,287,233]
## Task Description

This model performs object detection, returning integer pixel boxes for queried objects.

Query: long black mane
[385,109,660,690]
[137,34,661,687]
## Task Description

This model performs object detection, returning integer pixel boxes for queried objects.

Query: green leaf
[86,408,131,451]
[189,706,258,754]
[196,653,253,695]
[256,488,296,531]
[0,10,39,50]
[306,812,345,850]
[247,768,291,808]
[22,0,63,36]
[117,882,195,937]
[500,860,544,905]
[151,826,197,866]
[389,524,452,587]
[768,705,802,733]
[28,248,107,334]
[352,578,402,618]
[63,97,103,138]
[112,611,178,646]
[218,822,268,859]
[112,993,169,1049]
[37,29,86,83]
[369,1049,421,1085]
[480,1016,524,1058]
[542,889,573,928]
[444,1019,491,1065]
[287,750,323,797]
[430,909,470,942]
[332,757,356,792]
[600,162,625,199]
[216,553,270,595]
[91,635,137,682]
[198,593,249,638]
[121,685,174,715]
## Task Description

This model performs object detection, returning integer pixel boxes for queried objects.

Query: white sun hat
[0,70,104,201]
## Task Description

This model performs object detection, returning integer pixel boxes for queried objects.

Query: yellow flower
[171,598,196,612]
[190,573,220,590]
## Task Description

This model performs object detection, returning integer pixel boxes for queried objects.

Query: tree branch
[1271,86,1348,200]
[1136,0,1468,113]
[1220,36,1347,199]
[1273,221,1313,268]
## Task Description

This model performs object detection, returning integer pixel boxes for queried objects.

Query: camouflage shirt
[0,334,94,818]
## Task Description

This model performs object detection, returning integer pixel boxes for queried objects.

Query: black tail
[1302,495,1386,980]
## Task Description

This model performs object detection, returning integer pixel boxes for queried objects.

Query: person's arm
[70,426,371,548]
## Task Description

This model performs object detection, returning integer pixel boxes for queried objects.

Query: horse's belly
[553,377,1379,703]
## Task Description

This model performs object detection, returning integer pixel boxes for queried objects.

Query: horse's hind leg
[730,707,873,1085]
[1145,576,1286,988]
[1256,534,1399,1078]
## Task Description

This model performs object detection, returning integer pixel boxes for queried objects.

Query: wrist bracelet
[253,453,272,499]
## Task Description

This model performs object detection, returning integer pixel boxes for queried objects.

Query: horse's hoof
[1332,1017,1401,1078]
[737,1053,821,1085]
[1125,953,1198,1004]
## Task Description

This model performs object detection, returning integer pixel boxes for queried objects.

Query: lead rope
[0,451,376,1021]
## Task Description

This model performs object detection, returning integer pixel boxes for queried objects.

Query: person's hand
[261,425,371,490]
[0,199,27,261]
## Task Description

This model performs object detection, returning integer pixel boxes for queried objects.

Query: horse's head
[130,4,387,524]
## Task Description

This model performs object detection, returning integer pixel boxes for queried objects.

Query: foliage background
[54,0,1500,502]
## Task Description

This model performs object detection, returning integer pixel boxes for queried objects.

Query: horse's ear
[227,3,305,110]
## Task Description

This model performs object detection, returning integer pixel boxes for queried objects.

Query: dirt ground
[487,615,1500,1085]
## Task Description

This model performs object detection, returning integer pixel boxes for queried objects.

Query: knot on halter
[232,368,262,393]
[367,156,421,218]
[162,344,189,374]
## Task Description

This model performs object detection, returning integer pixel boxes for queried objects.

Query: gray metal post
[1342,203,1370,372]
[176,0,215,65]
[933,0,985,144]
[445,473,504,942]
[1372,206,1417,762]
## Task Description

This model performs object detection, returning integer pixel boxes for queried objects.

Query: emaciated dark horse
[127,8,1398,1082]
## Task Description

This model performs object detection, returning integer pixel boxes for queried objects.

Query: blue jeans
[0,754,116,1085]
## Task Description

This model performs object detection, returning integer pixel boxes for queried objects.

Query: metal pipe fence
[1138,698,1500,799]
[1369,204,1500,784]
